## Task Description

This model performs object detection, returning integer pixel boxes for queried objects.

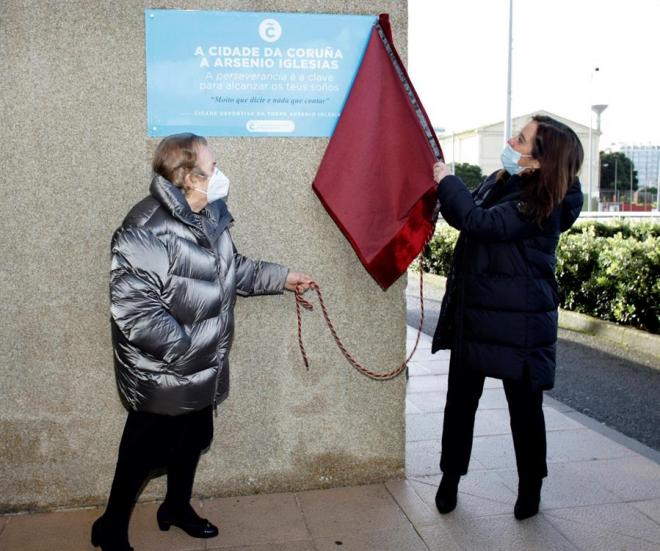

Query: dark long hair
[519,115,584,225]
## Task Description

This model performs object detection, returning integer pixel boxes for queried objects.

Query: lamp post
[657,147,660,212]
[588,103,608,211]
[630,146,634,207]
[504,0,513,144]
[603,159,618,208]
[614,157,618,204]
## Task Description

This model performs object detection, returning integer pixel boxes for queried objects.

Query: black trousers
[101,406,213,537]
[440,363,548,480]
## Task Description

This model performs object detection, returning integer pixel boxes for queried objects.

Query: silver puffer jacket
[110,175,288,415]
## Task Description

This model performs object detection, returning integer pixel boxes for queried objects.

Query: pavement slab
[574,455,660,501]
[544,502,660,545]
[406,374,449,393]
[312,524,428,551]
[546,515,660,551]
[207,541,315,551]
[405,390,447,414]
[470,433,519,470]
[416,523,475,551]
[406,412,443,442]
[405,440,442,477]
[295,484,410,539]
[544,428,637,463]
[494,463,621,510]
[407,360,450,376]
[200,492,309,548]
[384,479,441,527]
[0,507,101,551]
[421,513,579,551]
[631,498,660,525]
[409,471,518,519]
[542,407,585,432]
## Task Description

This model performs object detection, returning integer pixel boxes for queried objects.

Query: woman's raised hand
[433,161,451,184]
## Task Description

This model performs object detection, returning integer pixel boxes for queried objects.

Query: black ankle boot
[91,516,133,551]
[514,478,543,520]
[435,473,460,514]
[157,502,219,538]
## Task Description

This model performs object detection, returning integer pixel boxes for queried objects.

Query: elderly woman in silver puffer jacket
[92,133,314,551]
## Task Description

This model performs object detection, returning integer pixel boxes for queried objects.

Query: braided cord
[295,262,427,380]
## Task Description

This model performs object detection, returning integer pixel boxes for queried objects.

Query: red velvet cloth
[313,14,441,290]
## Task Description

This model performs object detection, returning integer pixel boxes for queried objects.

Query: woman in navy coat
[431,115,584,520]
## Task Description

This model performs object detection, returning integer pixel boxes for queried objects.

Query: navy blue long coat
[432,171,583,390]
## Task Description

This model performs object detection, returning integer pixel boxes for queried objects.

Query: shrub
[423,225,459,275]
[555,226,604,313]
[557,223,659,332]
[590,234,659,332]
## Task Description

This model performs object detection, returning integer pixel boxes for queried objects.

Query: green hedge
[423,225,460,276]
[423,222,660,334]
[564,220,660,239]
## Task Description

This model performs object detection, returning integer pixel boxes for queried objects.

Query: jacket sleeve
[437,175,538,242]
[110,226,191,363]
[560,179,583,232]
[233,246,288,297]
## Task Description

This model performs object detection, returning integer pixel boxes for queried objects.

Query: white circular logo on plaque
[259,19,282,42]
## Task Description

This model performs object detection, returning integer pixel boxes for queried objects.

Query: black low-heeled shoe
[91,517,134,551]
[157,503,219,538]
[435,473,460,514]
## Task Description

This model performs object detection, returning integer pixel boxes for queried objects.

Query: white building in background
[438,110,599,193]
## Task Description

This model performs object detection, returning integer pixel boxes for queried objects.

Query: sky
[408,0,660,148]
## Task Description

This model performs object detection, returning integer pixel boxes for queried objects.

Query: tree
[599,152,638,193]
[454,163,485,191]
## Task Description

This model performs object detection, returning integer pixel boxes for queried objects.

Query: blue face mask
[501,144,531,175]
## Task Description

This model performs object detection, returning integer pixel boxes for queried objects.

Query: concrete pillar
[0,0,409,511]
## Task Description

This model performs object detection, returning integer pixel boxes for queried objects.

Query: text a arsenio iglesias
[194,46,343,70]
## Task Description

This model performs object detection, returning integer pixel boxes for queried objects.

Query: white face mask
[194,167,230,202]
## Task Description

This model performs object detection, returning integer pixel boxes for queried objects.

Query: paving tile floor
[2,327,659,550]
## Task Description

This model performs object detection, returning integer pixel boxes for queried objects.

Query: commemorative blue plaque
[145,10,376,137]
